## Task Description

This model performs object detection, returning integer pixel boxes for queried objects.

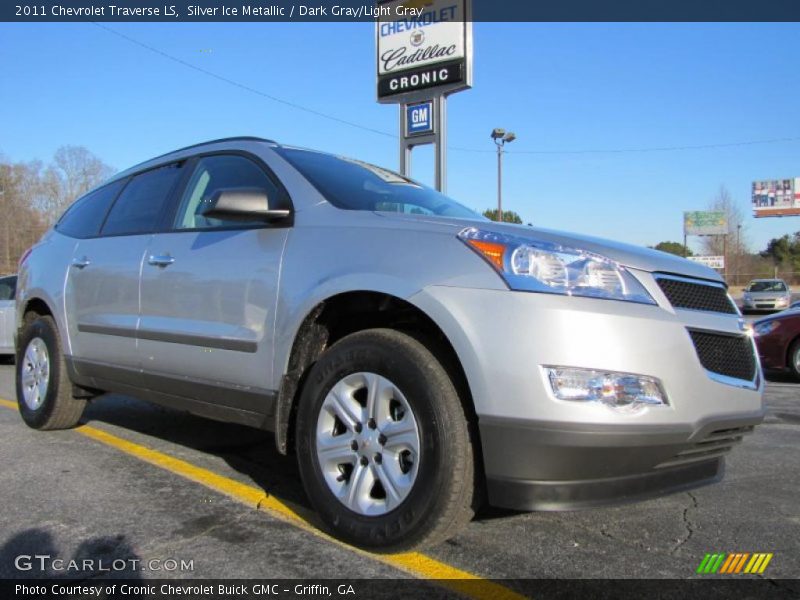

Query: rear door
[137,153,290,410]
[65,163,186,372]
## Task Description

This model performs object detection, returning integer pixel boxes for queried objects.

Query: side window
[55,179,126,239]
[101,163,183,236]
[0,277,15,301]
[173,155,281,230]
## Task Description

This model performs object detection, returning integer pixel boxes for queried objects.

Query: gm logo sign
[406,101,433,136]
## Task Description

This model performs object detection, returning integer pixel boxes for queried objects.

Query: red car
[753,308,800,379]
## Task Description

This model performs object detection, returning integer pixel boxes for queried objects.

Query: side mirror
[201,187,291,223]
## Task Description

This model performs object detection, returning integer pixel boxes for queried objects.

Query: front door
[137,154,290,414]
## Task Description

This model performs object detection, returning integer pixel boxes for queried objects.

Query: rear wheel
[295,328,476,552]
[16,315,86,430]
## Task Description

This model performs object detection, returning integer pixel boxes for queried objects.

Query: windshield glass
[748,281,787,292]
[277,147,482,219]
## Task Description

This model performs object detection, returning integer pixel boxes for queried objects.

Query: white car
[0,274,16,360]
[742,278,792,313]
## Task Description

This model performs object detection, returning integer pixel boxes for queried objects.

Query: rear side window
[101,163,183,236]
[56,179,126,239]
[0,276,15,301]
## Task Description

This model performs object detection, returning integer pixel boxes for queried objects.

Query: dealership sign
[684,211,727,236]
[376,0,472,102]
[752,178,800,218]
[688,255,725,269]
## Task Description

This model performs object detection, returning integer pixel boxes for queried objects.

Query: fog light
[544,367,668,410]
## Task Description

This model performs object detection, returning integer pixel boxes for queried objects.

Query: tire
[789,339,800,381]
[295,328,476,552]
[16,314,86,430]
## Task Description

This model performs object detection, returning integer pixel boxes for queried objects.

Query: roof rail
[149,136,278,161]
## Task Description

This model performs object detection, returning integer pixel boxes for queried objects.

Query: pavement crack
[670,491,698,555]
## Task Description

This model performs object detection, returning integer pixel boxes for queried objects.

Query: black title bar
[4,0,800,22]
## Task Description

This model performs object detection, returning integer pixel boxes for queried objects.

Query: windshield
[277,147,482,219]
[748,281,787,292]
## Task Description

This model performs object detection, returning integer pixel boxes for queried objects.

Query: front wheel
[16,315,86,430]
[295,329,476,552]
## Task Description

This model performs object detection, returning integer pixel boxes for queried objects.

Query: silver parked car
[14,138,764,551]
[742,278,792,313]
[0,274,17,360]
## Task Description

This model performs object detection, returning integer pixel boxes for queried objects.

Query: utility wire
[92,23,800,157]
[91,22,395,139]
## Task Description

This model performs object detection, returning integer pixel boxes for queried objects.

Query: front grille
[656,277,737,314]
[656,426,754,469]
[689,330,757,381]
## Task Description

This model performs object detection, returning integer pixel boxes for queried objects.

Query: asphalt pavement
[0,362,798,588]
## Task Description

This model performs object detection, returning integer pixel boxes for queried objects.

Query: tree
[38,146,115,225]
[653,241,692,257]
[483,209,523,224]
[0,146,114,274]
[698,185,749,284]
[0,159,49,274]
[760,232,800,274]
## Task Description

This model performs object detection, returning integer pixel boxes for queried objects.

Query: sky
[1,22,799,253]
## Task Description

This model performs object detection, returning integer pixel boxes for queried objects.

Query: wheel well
[22,298,53,321]
[274,291,480,458]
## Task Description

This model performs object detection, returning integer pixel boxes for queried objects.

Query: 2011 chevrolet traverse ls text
[14,137,765,551]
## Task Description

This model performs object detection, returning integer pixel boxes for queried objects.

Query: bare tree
[38,146,115,224]
[0,146,113,273]
[0,159,49,274]
[701,185,748,284]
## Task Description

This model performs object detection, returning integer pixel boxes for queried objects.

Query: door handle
[71,256,91,269]
[148,254,175,267]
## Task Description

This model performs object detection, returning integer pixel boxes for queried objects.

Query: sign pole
[399,104,410,177]
[434,94,447,193]
[723,234,728,282]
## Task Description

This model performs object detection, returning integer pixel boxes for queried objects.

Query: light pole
[491,128,516,222]
[736,224,742,286]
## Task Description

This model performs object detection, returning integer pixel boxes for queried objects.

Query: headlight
[777,296,789,306]
[458,227,655,304]
[754,320,780,336]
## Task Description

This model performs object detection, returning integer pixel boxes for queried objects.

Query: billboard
[752,178,800,218]
[684,211,727,236]
[688,255,725,269]
[376,0,472,102]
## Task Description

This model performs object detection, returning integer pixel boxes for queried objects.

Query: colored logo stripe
[697,553,773,574]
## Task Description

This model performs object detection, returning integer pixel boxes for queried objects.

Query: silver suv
[15,137,764,551]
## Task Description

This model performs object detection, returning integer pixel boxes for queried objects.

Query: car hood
[755,309,800,325]
[375,213,723,282]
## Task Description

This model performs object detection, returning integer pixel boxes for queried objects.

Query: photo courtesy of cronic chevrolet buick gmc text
[14,138,765,551]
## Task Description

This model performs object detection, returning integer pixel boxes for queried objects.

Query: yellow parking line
[0,397,525,600]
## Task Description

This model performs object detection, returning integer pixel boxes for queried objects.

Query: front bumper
[481,414,761,510]
[412,272,765,510]
[743,297,790,311]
